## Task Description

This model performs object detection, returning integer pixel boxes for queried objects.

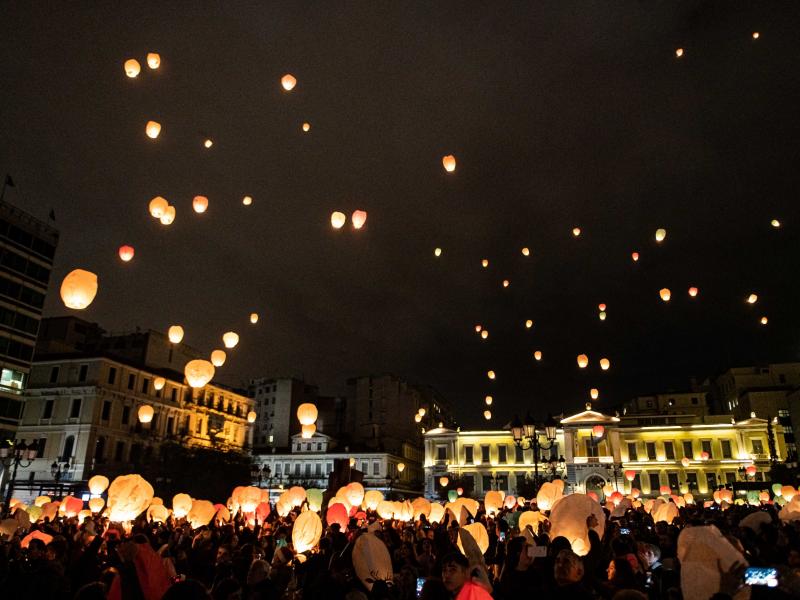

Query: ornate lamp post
[509,413,558,495]
[1,439,38,515]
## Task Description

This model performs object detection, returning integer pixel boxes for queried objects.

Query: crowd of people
[1,492,799,600]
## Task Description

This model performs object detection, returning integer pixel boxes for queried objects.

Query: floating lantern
[681,457,691,467]
[302,122,311,132]
[688,287,698,297]
[592,425,605,438]
[600,358,610,370]
[160,205,176,225]
[485,395,492,406]
[168,325,184,344]
[331,211,346,229]
[89,497,105,513]
[414,413,422,423]
[247,411,257,424]
[184,359,215,388]
[145,121,161,139]
[770,219,780,228]
[418,408,426,417]
[281,74,297,91]
[107,474,154,522]
[147,53,160,69]
[655,228,666,242]
[745,465,757,477]
[188,500,216,529]
[124,59,141,78]
[747,293,758,304]
[149,196,168,218]
[192,196,209,213]
[293,510,322,553]
[172,493,192,518]
[434,247,442,257]
[590,388,599,400]
[598,303,607,311]
[700,451,709,461]
[534,350,542,361]
[480,329,489,340]
[481,259,489,268]
[525,319,533,328]
[352,210,367,229]
[760,316,768,325]
[250,313,259,324]
[572,227,581,237]
[297,403,318,425]
[458,487,464,496]
[752,32,760,40]
[474,325,482,333]
[118,245,135,262]
[502,279,510,288]
[483,410,491,420]
[675,48,684,58]
[210,350,226,367]
[442,155,456,172]
[631,251,640,261]
[577,354,589,368]
[301,423,316,438]
[625,470,636,482]
[222,331,239,348]
[487,370,496,380]
[396,462,405,474]
[659,288,671,302]
[599,311,607,321]
[521,247,530,256]
[138,405,154,423]
[88,475,110,495]
[153,377,166,390]
[60,269,98,310]
[242,196,253,206]
[439,476,449,487]
[203,139,213,148]
[660,485,671,495]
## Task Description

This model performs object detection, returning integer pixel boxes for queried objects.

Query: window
[141,379,149,394]
[122,406,131,425]
[682,441,693,459]
[102,400,111,421]
[667,472,679,490]
[49,366,59,383]
[0,367,25,390]
[304,464,311,477]
[62,435,75,461]
[70,398,82,419]
[750,438,764,454]
[317,443,322,451]
[373,461,380,476]
[171,388,177,402]
[306,443,311,451]
[664,441,675,460]
[649,473,660,493]
[627,442,638,461]
[514,445,524,464]
[94,436,105,461]
[632,473,641,490]
[315,463,322,476]
[481,445,490,463]
[498,446,507,464]
[721,440,732,459]
[42,399,54,419]
[35,437,47,457]
[437,446,447,460]
[725,472,736,484]
[108,367,117,384]
[701,440,713,459]
[585,439,598,458]
[294,464,300,476]
[127,374,135,390]
[482,475,493,491]
[115,441,125,461]
[686,472,698,490]
[706,472,717,491]
[77,364,88,382]
[465,446,474,464]
[646,442,657,460]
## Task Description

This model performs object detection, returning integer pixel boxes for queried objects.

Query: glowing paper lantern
[483,410,491,420]
[146,53,160,69]
[659,288,671,302]
[302,122,311,132]
[397,462,406,473]
[442,155,456,172]
[172,493,193,518]
[519,510,547,534]
[293,510,322,553]
[525,319,533,328]
[481,330,489,339]
[434,247,442,257]
[487,370,496,380]
[481,259,489,268]
[247,411,257,423]
[747,294,758,304]
[414,413,422,423]
[184,359,215,388]
[118,245,135,262]
[745,465,757,476]
[417,408,426,417]
[188,500,216,528]
[428,503,445,523]
[149,196,168,218]
[681,457,691,467]
[625,470,636,482]
[577,354,589,368]
[107,474,154,521]
[153,377,166,391]
[192,196,209,213]
[752,32,760,40]
[145,121,161,139]
[250,313,259,324]
[137,405,154,423]
[330,211,346,229]
[688,287,699,297]
[281,74,297,91]
[502,279,510,288]
[781,486,796,501]
[204,139,213,148]
[484,491,503,515]
[522,247,530,256]
[632,252,640,261]
[592,425,605,438]
[297,403,318,425]
[675,48,684,58]
[88,475,110,495]
[301,424,316,438]
[600,358,610,370]
[771,218,780,228]
[700,451,709,461]
[62,496,83,517]
[459,522,490,555]
[599,311,607,320]
[590,388,599,400]
[160,205,176,225]
[659,485,671,495]
[60,269,98,310]
[344,482,365,508]
[598,303,607,311]
[352,210,367,229]
[353,533,393,592]
[439,476,449,487]
[655,228,666,242]
[761,316,768,325]
[89,497,105,513]
[124,59,141,78]
[534,350,542,361]
[549,493,605,556]
[233,486,262,514]
[772,483,782,496]
[168,325,184,344]
[242,196,253,206]
[536,480,565,511]
[653,501,678,524]
[210,349,226,367]
[485,395,492,406]
[363,490,383,511]
[411,497,431,520]
[326,502,348,530]
[34,496,51,508]
[222,331,239,348]
[21,530,53,548]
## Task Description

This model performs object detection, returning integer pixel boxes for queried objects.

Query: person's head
[504,536,531,573]
[27,537,46,559]
[247,559,270,586]
[549,536,572,557]
[554,549,584,585]
[637,543,661,568]
[608,558,636,586]
[162,579,213,600]
[216,545,231,564]
[421,538,433,554]
[441,552,470,593]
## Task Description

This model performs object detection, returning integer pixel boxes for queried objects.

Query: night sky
[2,3,800,428]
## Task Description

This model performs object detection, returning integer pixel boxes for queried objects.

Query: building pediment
[560,410,620,426]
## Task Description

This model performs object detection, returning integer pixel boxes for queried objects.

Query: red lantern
[457,487,464,496]
[624,470,636,482]
[659,485,671,495]
[439,476,449,487]
[592,425,605,438]
[326,503,348,530]
[700,451,709,461]
[745,465,757,477]
[118,245,135,262]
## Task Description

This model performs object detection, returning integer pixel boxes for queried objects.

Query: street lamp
[509,413,558,495]
[1,439,38,515]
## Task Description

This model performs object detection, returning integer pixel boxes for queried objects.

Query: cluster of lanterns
[297,403,319,438]
[330,210,368,230]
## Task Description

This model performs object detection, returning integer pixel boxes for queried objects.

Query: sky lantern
[89,497,105,513]
[480,330,488,339]
[192,196,209,213]
[281,73,297,91]
[534,350,542,361]
[590,388,599,400]
[631,251,639,262]
[577,354,589,368]
[222,331,239,348]
[770,219,780,228]
[301,424,316,438]
[688,287,698,297]
[124,59,141,78]
[599,311,607,321]
[138,404,154,423]
[203,139,213,148]
[483,410,491,420]
[487,370,496,380]
[474,325,482,333]
[297,403,318,426]
[146,53,160,69]
[659,288,671,302]
[655,228,667,242]
[760,316,768,325]
[250,312,259,324]
[572,227,581,237]
[330,211,346,229]
[107,475,154,522]
[293,510,322,553]
[502,279,510,288]
[598,303,606,311]
[485,395,492,406]
[118,245,135,262]
[414,413,422,423]
[442,155,456,172]
[434,247,442,257]
[439,476,449,487]
[600,358,610,371]
[302,122,311,132]
[153,376,166,390]
[149,196,168,218]
[700,451,709,461]
[210,349,226,367]
[525,319,533,329]
[168,325,184,344]
[160,205,176,225]
[745,465,757,477]
[60,269,98,310]
[481,259,489,268]
[752,32,760,40]
[88,475,109,495]
[418,407,425,416]
[625,470,636,482]
[521,247,530,256]
[592,425,604,438]
[145,121,161,139]
[681,457,691,467]
[242,196,253,206]
[747,293,758,304]
[184,359,215,388]
[675,48,684,58]
[172,493,192,519]
[659,485,671,496]
[352,210,368,229]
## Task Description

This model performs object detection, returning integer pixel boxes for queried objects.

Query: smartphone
[276,538,287,548]
[498,531,506,542]
[743,567,778,587]
[528,546,547,558]
[619,528,631,535]
[416,577,425,598]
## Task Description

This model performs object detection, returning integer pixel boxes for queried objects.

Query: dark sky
[2,2,800,428]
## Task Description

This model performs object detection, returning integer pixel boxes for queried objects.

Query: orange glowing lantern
[302,122,311,132]
[745,465,757,477]
[147,53,160,69]
[592,425,604,438]
[153,376,166,390]
[577,354,589,368]
[659,288,671,302]
[60,269,98,310]
[487,370,496,380]
[184,359,215,388]
[439,476,449,487]
[192,196,209,213]
[521,247,530,256]
[124,59,141,78]
[168,325,184,344]
[747,294,758,304]
[572,227,581,237]
[525,319,533,328]
[534,350,542,361]
[688,287,698,297]
[442,155,456,172]
[590,388,599,400]
[145,121,161,139]
[352,210,367,229]
[118,245,135,262]
[631,251,640,261]
[149,196,168,218]
[222,332,239,348]
[599,358,610,370]
[242,196,253,206]
[210,350,226,367]
[297,403,318,426]
[281,74,297,91]
[483,410,491,420]
[481,259,489,268]
[247,411,257,424]
[330,211,346,229]
[138,405,154,423]
[625,470,636,482]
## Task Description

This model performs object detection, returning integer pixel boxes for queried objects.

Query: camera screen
[744,567,778,587]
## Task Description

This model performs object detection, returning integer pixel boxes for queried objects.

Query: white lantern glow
[146,121,161,139]
[281,74,297,91]
[210,350,226,367]
[168,325,184,344]
[124,59,141,78]
[222,332,239,348]
[184,359,215,388]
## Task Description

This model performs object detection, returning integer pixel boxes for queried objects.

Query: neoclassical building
[423,407,786,500]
